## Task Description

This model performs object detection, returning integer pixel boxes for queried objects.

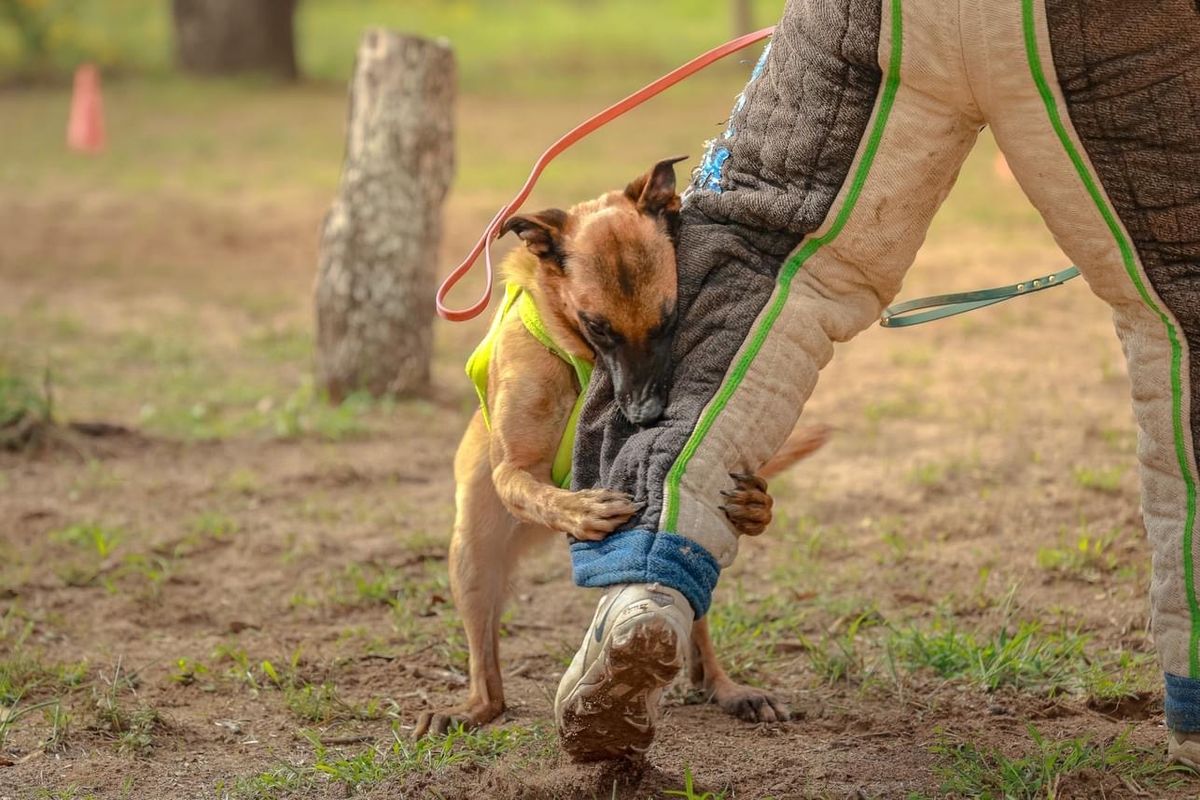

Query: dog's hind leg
[416,413,521,737]
[689,616,790,723]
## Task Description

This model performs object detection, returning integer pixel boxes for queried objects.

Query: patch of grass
[113,706,161,755]
[907,453,981,492]
[243,326,312,364]
[802,607,883,686]
[225,765,308,800]
[1080,649,1157,705]
[336,562,400,607]
[190,511,239,540]
[931,725,1188,799]
[1036,524,1121,580]
[0,694,64,752]
[283,682,354,724]
[266,382,377,441]
[0,630,88,753]
[168,657,210,687]
[52,521,124,559]
[0,667,84,747]
[91,662,161,755]
[908,461,947,487]
[0,647,48,706]
[665,767,727,800]
[876,517,911,562]
[705,586,805,681]
[323,560,465,668]
[139,377,381,443]
[115,551,176,596]
[1072,465,1126,494]
[218,652,385,724]
[221,467,262,496]
[41,701,71,752]
[765,514,846,590]
[890,619,1108,696]
[57,660,89,688]
[224,723,549,798]
[212,643,260,690]
[113,330,196,367]
[33,788,98,800]
[0,365,50,427]
[132,364,380,441]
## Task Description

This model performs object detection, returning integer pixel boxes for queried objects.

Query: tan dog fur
[415,160,828,737]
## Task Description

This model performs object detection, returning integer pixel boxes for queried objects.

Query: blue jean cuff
[569,529,720,618]
[1165,673,1200,732]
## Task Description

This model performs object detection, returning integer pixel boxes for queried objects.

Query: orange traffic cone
[67,64,106,154]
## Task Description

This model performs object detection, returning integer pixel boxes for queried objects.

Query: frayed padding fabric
[570,530,720,618]
[1166,673,1200,732]
[688,41,773,200]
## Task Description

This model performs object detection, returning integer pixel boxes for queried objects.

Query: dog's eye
[580,315,616,346]
[650,307,678,340]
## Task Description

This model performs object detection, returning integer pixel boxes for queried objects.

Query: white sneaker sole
[557,614,683,761]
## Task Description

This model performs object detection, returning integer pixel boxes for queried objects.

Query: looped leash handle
[879,265,1081,328]
[435,26,777,322]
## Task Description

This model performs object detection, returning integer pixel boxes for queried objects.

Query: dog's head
[501,156,685,426]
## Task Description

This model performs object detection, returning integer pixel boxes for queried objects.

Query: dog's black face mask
[580,305,676,427]
[503,156,687,429]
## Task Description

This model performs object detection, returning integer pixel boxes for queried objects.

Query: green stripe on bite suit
[1020,0,1200,678]
[662,0,905,533]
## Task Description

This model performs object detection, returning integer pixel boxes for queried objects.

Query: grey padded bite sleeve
[572,0,884,532]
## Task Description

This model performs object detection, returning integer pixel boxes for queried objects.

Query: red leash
[435,26,776,322]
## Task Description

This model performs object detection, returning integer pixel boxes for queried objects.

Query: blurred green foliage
[0,0,784,89]
[0,0,70,67]
[0,0,163,79]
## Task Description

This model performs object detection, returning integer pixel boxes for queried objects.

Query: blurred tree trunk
[315,31,455,401]
[171,0,299,80]
[732,0,754,35]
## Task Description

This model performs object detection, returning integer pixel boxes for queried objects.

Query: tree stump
[315,31,455,401]
[171,0,299,80]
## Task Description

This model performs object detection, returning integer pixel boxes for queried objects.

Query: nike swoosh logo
[593,591,620,643]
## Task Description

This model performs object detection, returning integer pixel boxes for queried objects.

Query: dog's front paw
[712,682,791,723]
[560,489,642,541]
[720,472,773,537]
[414,700,503,739]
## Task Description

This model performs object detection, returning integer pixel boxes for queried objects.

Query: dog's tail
[757,424,832,480]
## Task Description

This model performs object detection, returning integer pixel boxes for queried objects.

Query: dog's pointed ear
[625,156,687,218]
[500,208,570,267]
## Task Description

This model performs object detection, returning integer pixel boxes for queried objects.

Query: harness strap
[518,296,594,487]
[466,283,523,429]
[879,266,1081,328]
[516,291,590,484]
[466,285,593,489]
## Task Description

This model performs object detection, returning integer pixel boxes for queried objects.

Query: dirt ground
[2,78,1198,800]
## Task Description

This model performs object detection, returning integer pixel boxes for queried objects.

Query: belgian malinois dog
[415,158,828,737]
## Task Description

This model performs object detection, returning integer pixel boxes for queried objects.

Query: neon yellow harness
[466,283,593,489]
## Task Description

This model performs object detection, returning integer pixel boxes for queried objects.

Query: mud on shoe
[554,583,694,761]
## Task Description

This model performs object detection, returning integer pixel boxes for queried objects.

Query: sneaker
[1169,730,1200,771]
[554,583,694,761]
